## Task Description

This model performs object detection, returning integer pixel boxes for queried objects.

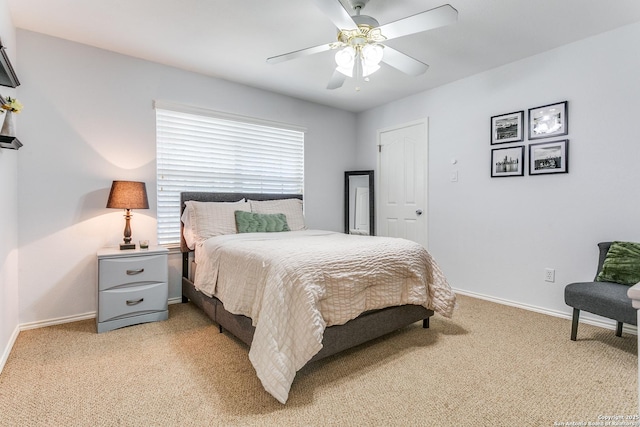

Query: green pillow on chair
[235,211,290,233]
[596,241,640,285]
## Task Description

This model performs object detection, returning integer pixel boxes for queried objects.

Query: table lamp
[106,180,149,250]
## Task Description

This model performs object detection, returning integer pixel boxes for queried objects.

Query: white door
[377,119,428,247]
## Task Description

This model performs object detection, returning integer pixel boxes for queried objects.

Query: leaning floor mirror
[344,170,375,236]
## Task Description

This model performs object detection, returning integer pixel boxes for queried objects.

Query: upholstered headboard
[179,192,303,253]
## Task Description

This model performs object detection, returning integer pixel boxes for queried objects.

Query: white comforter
[193,230,456,403]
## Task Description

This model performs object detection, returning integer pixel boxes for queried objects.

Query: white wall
[356,22,640,325]
[12,19,640,330]
[16,30,356,325]
[0,0,20,371]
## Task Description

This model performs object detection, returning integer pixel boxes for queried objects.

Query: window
[155,101,305,246]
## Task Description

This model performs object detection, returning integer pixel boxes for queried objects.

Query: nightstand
[96,246,169,333]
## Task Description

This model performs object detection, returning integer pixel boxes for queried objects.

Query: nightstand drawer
[99,254,167,290]
[98,282,168,322]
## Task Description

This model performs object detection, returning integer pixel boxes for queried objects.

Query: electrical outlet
[544,268,555,282]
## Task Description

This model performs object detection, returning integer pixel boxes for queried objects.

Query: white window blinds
[155,103,305,245]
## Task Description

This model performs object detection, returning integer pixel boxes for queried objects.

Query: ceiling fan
[266,0,458,90]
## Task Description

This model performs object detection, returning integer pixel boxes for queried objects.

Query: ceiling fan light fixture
[335,46,355,77]
[266,2,458,91]
[362,43,384,66]
[361,62,380,77]
[336,64,354,77]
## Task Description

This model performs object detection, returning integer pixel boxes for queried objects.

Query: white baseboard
[0,324,20,375]
[1,298,182,375]
[454,288,638,336]
[20,298,183,331]
[168,297,183,305]
[19,311,96,331]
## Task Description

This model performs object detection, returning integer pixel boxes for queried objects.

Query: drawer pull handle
[126,298,144,306]
[126,268,144,275]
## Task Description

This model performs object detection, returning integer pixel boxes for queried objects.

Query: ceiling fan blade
[381,46,429,76]
[377,4,458,41]
[267,43,333,64]
[310,0,356,30]
[327,69,347,90]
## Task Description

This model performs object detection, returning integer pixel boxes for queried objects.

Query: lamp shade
[106,181,149,209]
[335,47,355,77]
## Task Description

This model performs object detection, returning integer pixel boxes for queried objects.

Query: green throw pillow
[235,211,290,233]
[596,241,640,285]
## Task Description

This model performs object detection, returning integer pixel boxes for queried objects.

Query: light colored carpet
[0,294,636,426]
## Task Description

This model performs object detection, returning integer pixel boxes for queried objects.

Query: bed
[180,192,456,403]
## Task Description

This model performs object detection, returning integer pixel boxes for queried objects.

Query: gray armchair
[564,242,637,341]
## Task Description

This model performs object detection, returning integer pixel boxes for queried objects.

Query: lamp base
[119,243,136,250]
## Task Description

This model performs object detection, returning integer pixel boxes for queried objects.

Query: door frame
[376,117,429,247]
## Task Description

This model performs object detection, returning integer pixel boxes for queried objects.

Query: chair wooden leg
[570,308,580,341]
[616,321,623,337]
[422,318,430,329]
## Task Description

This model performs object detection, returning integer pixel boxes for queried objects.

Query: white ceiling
[8,0,640,112]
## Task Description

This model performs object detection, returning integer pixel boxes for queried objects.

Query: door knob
[416,209,423,216]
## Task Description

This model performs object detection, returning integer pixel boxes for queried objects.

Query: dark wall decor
[0,134,22,150]
[490,110,524,144]
[491,146,525,178]
[490,101,570,177]
[0,94,24,150]
[0,39,19,88]
[529,140,569,175]
[528,101,568,140]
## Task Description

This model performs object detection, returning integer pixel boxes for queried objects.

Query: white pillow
[181,199,249,249]
[249,198,306,231]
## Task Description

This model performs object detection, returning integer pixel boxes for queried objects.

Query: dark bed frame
[180,192,433,363]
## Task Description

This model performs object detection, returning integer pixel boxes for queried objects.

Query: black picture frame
[529,140,569,175]
[491,145,525,178]
[528,101,568,140]
[490,110,524,144]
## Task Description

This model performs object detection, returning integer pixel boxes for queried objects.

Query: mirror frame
[344,170,375,236]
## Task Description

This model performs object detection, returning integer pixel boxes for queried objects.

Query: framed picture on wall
[491,145,525,177]
[528,101,568,140]
[529,139,569,175]
[490,110,524,144]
